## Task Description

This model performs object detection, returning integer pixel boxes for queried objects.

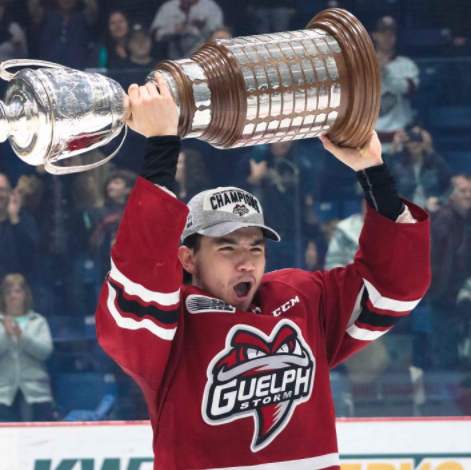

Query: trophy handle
[44,124,128,175]
[0,59,68,81]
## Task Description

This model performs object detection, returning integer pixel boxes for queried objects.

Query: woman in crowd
[94,10,130,69]
[0,273,54,422]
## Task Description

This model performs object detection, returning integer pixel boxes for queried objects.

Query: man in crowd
[429,174,471,369]
[387,123,452,212]
[373,16,420,154]
[0,173,38,282]
[150,0,223,60]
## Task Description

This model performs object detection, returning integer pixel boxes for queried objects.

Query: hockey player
[95,74,431,470]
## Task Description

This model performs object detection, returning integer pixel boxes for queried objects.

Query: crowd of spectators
[0,0,471,421]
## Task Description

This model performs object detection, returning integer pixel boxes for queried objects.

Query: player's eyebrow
[214,237,265,246]
[214,237,238,245]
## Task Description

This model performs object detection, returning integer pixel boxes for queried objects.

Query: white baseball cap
[181,187,281,243]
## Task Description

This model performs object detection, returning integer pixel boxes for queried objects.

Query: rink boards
[0,418,470,470]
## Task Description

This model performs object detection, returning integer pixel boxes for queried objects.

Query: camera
[406,130,423,143]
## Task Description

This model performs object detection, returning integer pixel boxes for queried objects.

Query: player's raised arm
[305,133,431,368]
[95,74,187,411]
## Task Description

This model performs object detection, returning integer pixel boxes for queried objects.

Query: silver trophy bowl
[0,60,129,174]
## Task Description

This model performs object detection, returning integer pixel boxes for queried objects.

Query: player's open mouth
[233,281,253,300]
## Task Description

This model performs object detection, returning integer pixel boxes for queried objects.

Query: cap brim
[197,221,281,242]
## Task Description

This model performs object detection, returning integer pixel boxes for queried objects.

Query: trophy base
[307,8,380,149]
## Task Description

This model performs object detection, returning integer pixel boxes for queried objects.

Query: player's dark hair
[181,233,202,285]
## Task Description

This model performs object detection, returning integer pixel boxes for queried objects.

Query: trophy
[0,9,380,175]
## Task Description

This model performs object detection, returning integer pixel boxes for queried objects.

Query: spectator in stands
[0,173,39,283]
[125,25,154,71]
[245,141,323,271]
[94,10,130,69]
[29,0,98,70]
[0,1,27,62]
[387,124,452,212]
[249,0,294,34]
[0,273,54,422]
[373,16,419,154]
[210,26,231,41]
[175,148,210,204]
[429,174,471,369]
[150,0,224,60]
[89,170,137,282]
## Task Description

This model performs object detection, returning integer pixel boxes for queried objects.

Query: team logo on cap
[202,320,315,452]
[233,204,249,217]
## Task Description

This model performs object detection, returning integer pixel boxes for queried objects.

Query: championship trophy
[0,9,380,175]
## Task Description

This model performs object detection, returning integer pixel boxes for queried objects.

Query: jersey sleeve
[302,200,431,369]
[95,177,189,414]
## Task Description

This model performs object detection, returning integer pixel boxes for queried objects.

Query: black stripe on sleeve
[356,289,404,328]
[357,306,402,328]
[109,280,180,325]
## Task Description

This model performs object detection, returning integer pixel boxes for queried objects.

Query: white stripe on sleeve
[106,281,177,341]
[346,323,388,341]
[110,259,180,307]
[347,285,365,329]
[363,279,421,313]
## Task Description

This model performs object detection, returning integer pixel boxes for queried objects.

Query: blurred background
[0,0,470,424]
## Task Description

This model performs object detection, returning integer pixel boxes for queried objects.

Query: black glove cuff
[356,163,405,221]
[140,136,181,193]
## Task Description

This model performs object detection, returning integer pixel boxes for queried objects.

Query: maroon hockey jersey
[96,177,431,470]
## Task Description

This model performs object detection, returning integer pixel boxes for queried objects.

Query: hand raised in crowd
[319,131,383,172]
[3,317,22,339]
[174,22,184,34]
[248,160,268,185]
[127,73,179,138]
[426,196,440,213]
[390,129,408,154]
[422,130,434,154]
[7,188,21,225]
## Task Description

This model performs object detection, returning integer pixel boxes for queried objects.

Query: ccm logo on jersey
[272,296,300,316]
[202,320,315,452]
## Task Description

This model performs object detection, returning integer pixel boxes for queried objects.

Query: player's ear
[178,245,197,274]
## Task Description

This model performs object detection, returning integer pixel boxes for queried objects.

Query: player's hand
[127,73,179,138]
[319,131,383,172]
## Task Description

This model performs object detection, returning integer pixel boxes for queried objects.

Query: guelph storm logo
[202,320,315,452]
[233,204,249,217]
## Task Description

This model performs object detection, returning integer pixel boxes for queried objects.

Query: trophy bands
[0,8,380,175]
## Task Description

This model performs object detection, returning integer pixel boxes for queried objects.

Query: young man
[95,74,431,470]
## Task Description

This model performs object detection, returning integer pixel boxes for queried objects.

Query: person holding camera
[386,124,452,213]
